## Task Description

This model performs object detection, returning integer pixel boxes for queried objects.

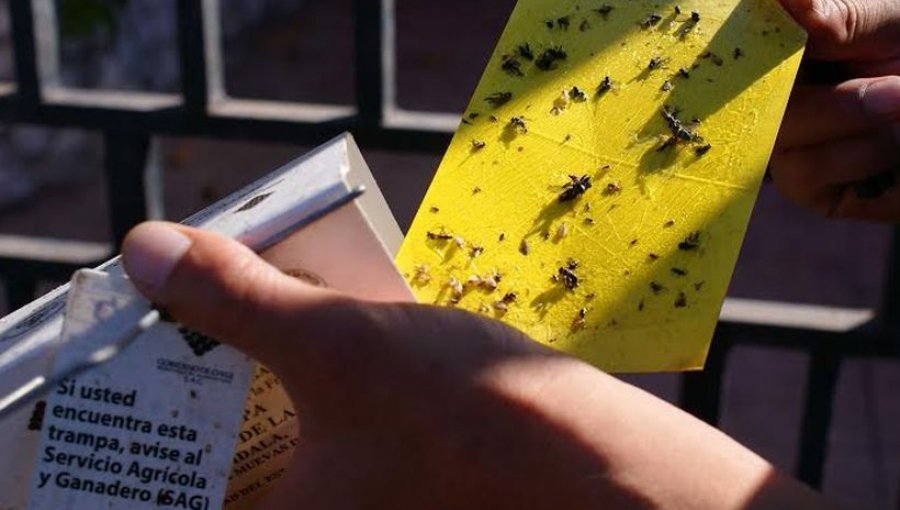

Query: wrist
[479,357,822,510]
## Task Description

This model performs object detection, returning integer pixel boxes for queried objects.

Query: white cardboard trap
[0,133,412,510]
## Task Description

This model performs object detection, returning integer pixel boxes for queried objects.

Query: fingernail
[122,223,192,298]
[861,77,900,117]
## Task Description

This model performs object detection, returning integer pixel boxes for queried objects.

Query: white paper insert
[28,270,253,510]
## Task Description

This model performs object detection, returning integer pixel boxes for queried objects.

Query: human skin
[123,222,830,510]
[772,0,900,221]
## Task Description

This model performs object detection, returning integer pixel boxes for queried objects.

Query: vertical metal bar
[144,138,166,221]
[796,349,841,488]
[8,0,60,106]
[8,0,40,106]
[103,131,152,248]
[30,0,60,87]
[4,273,37,311]
[880,226,900,356]
[176,0,213,116]
[202,0,225,103]
[679,336,729,425]
[894,477,899,510]
[354,0,388,126]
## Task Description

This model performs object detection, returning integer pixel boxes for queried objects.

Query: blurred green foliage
[58,0,129,39]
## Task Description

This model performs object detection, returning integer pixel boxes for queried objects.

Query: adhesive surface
[397,0,806,372]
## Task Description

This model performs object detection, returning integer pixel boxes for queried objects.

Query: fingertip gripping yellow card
[396,0,806,373]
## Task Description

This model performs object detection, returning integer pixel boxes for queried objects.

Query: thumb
[779,0,900,61]
[121,221,348,366]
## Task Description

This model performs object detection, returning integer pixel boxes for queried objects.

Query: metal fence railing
[0,0,897,493]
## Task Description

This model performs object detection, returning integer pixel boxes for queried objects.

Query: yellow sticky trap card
[396,0,806,372]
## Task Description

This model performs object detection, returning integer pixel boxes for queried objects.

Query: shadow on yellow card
[396,0,806,373]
